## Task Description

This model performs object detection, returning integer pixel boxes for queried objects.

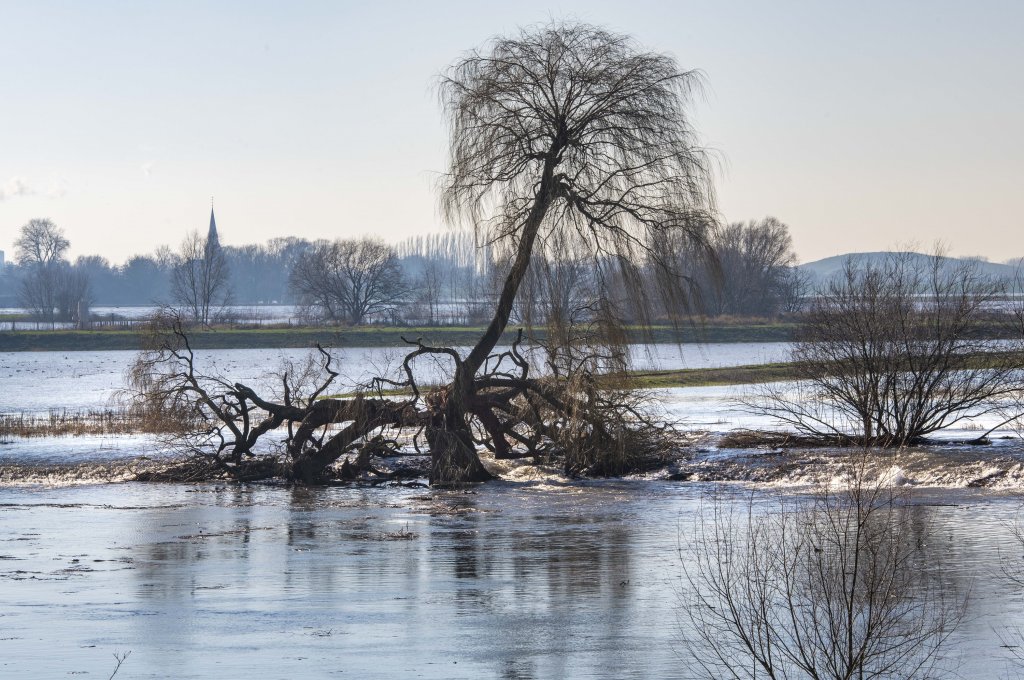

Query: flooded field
[2,344,1023,678]
[0,481,1022,679]
[0,343,791,414]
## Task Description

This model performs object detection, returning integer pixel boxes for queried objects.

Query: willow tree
[129,21,717,486]
[428,21,717,481]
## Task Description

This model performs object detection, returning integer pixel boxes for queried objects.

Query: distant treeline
[0,217,807,325]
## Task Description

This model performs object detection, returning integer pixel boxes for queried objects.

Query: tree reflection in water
[681,467,967,680]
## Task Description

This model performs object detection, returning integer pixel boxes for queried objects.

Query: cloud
[46,175,69,199]
[0,176,34,201]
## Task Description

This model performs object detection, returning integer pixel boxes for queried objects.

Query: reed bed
[0,408,183,439]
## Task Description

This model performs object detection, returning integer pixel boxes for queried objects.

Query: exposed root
[125,316,689,486]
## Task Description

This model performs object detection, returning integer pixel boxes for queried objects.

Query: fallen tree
[128,21,716,485]
[128,315,681,484]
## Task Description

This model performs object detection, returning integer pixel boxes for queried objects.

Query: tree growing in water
[129,21,716,485]
[422,20,717,482]
[681,466,965,679]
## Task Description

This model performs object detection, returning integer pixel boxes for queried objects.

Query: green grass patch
[623,350,1024,389]
[324,362,802,398]
[623,362,802,389]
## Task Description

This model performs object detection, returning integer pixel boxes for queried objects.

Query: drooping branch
[127,22,714,487]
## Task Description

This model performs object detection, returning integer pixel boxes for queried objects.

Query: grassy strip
[0,322,797,352]
[328,362,802,398]
[624,349,1024,389]
[623,362,802,389]
[0,327,493,351]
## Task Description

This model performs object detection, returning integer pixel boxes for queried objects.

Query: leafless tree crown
[683,472,964,679]
[14,218,69,266]
[439,21,717,347]
[289,237,406,325]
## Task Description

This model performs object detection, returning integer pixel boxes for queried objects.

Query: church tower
[207,204,220,251]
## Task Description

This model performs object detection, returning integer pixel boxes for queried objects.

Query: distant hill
[798,251,1021,285]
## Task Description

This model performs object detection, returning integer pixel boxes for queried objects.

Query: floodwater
[0,342,790,471]
[0,481,1022,679]
[0,342,791,414]
[2,342,1024,678]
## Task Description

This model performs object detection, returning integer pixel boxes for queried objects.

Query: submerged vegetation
[681,462,966,679]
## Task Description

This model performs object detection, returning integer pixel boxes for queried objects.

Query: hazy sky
[1,0,1021,265]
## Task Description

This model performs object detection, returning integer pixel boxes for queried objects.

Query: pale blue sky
[1,0,1021,264]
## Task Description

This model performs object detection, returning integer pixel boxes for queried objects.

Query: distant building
[205,205,222,262]
[207,206,220,250]
[0,249,5,270]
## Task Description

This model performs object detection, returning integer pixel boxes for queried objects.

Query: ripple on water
[0,481,1020,677]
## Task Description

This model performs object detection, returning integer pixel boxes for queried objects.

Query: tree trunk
[426,419,493,485]
[426,157,558,485]
[463,158,557,377]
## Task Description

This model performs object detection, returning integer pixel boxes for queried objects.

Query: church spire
[207,199,220,251]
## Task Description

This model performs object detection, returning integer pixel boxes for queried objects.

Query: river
[1,342,1023,678]
[0,481,1020,678]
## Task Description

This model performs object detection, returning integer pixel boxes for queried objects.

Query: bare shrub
[749,251,1022,445]
[681,468,965,679]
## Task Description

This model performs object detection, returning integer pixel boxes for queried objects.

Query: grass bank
[0,321,796,352]
[334,362,802,399]
[625,362,801,388]
[623,349,1024,390]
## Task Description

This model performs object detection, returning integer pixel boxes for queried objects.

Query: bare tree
[15,218,72,322]
[422,20,715,480]
[14,219,92,324]
[14,218,69,267]
[710,217,798,317]
[54,265,92,326]
[171,230,231,326]
[289,237,406,325]
[413,259,445,325]
[778,265,812,315]
[749,251,1022,445]
[682,467,965,680]
[515,232,597,330]
[131,21,716,485]
[19,264,62,322]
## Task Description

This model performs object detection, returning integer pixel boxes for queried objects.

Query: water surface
[0,481,1021,678]
[0,342,792,414]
